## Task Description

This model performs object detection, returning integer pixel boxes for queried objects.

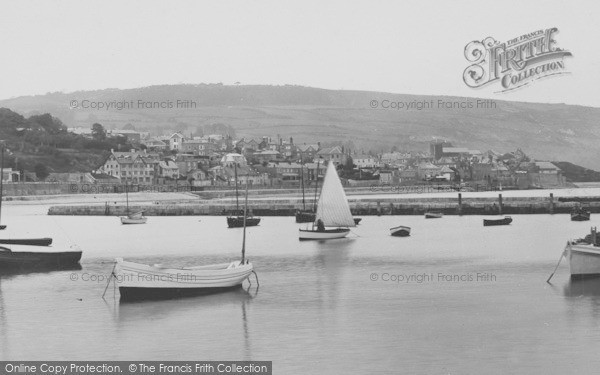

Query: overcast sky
[1,0,598,106]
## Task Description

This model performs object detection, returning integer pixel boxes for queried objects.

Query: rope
[251,270,260,287]
[349,229,362,237]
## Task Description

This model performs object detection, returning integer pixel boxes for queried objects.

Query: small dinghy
[571,207,591,222]
[483,216,513,226]
[390,226,411,237]
[425,212,443,219]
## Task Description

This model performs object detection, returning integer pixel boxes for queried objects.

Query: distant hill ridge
[2,84,600,169]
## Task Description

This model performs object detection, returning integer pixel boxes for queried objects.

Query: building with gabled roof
[97,149,159,184]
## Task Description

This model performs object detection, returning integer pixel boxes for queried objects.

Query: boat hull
[295,211,316,223]
[571,213,590,221]
[483,217,513,226]
[227,216,261,228]
[0,247,82,269]
[121,216,147,224]
[119,285,243,301]
[568,243,600,278]
[0,238,52,246]
[114,259,254,301]
[425,213,442,219]
[298,228,350,240]
[390,226,411,237]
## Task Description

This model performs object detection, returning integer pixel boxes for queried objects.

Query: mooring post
[458,193,463,216]
[389,202,394,215]
[498,194,503,215]
[377,201,382,216]
[549,193,554,214]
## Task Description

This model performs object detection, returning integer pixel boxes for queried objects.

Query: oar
[547,243,568,283]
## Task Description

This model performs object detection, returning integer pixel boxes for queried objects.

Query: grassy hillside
[2,84,600,169]
[0,108,130,177]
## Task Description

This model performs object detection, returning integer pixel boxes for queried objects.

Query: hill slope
[2,84,600,169]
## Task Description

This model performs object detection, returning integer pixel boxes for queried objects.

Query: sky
[1,0,599,107]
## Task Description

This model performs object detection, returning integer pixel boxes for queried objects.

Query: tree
[91,123,106,140]
[34,163,49,180]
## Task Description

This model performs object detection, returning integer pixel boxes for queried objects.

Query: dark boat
[0,238,52,246]
[227,162,261,228]
[571,207,591,221]
[483,216,513,226]
[353,218,362,225]
[0,246,82,269]
[296,158,317,223]
[390,225,411,237]
[425,212,443,219]
[295,210,316,223]
[227,216,261,228]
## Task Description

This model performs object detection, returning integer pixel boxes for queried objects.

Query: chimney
[290,137,293,145]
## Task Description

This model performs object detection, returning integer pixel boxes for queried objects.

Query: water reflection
[563,277,600,298]
[0,264,82,280]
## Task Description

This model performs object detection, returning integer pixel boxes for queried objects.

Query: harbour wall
[47,193,600,216]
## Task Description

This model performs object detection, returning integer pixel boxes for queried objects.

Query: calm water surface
[1,204,600,374]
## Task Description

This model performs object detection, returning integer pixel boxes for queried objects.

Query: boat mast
[125,180,129,216]
[300,157,306,211]
[241,174,249,263]
[313,160,320,212]
[234,162,239,212]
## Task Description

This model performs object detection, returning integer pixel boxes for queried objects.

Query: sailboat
[120,181,147,224]
[299,162,356,240]
[227,163,260,228]
[113,176,255,301]
[296,159,317,223]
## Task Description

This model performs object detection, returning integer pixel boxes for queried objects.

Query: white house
[169,133,185,151]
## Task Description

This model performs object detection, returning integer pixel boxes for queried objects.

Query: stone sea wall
[47,193,600,216]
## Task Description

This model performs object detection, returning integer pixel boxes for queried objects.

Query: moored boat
[483,216,513,226]
[299,162,355,241]
[0,244,82,269]
[425,212,443,219]
[353,218,362,225]
[567,227,600,278]
[295,159,316,223]
[571,207,591,221]
[227,162,260,228]
[390,226,411,237]
[120,182,147,225]
[0,238,52,246]
[227,215,260,228]
[120,215,148,225]
[114,258,254,301]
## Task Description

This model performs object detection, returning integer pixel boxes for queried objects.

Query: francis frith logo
[463,28,572,92]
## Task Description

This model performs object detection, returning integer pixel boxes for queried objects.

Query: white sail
[315,162,355,227]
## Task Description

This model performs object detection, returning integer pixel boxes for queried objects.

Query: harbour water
[1,203,600,373]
